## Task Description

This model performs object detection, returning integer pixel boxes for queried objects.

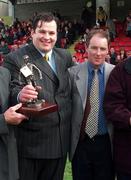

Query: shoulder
[107,61,127,81]
[53,47,73,67]
[0,66,10,79]
[69,62,87,75]
[4,44,32,69]
[111,60,127,73]
[6,44,30,58]
[105,62,115,73]
[0,66,10,75]
[105,62,115,69]
[53,47,71,56]
[124,57,131,74]
[7,43,35,58]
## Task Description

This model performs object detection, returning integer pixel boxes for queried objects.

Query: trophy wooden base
[18,101,58,116]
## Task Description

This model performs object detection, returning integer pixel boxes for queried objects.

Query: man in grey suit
[3,12,73,180]
[69,29,115,180]
[0,66,27,180]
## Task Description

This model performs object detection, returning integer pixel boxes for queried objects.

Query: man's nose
[44,32,50,39]
[96,48,101,55]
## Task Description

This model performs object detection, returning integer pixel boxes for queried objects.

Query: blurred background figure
[96,6,107,27]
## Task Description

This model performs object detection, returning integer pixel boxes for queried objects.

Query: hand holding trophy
[18,55,58,116]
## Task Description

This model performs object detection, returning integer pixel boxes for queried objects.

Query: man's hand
[18,85,41,103]
[4,103,28,125]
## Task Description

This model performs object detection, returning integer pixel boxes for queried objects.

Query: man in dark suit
[0,66,27,180]
[104,57,131,180]
[69,29,115,180]
[3,12,73,180]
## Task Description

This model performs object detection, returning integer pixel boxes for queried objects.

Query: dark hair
[86,28,110,46]
[32,12,59,31]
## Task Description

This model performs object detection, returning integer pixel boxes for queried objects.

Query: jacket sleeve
[0,114,9,134]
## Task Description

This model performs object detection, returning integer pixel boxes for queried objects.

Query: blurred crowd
[0,8,131,65]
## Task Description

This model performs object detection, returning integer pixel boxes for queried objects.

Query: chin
[40,48,50,53]
[94,63,101,66]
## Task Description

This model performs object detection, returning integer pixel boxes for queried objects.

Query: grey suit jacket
[69,61,114,160]
[3,43,73,159]
[0,67,19,180]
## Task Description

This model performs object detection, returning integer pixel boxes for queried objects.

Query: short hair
[86,28,110,46]
[32,12,59,31]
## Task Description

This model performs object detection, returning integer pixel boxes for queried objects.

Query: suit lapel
[26,44,58,84]
[75,62,88,110]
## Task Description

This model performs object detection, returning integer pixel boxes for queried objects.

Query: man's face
[87,34,109,68]
[31,20,57,53]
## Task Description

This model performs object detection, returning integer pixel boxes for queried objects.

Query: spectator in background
[109,47,117,65]
[74,38,86,54]
[55,27,63,48]
[4,31,14,45]
[32,11,38,21]
[82,28,90,42]
[53,9,61,20]
[61,26,69,48]
[68,22,75,44]
[81,6,95,30]
[106,17,116,41]
[96,6,107,27]
[105,54,111,63]
[13,18,21,29]
[72,55,78,64]
[10,44,18,52]
[72,19,81,39]
[119,48,127,61]
[115,54,122,64]
[126,9,131,37]
[83,55,88,62]
[81,6,89,29]
[0,40,10,55]
[126,50,131,57]
[0,18,5,30]
[0,33,5,44]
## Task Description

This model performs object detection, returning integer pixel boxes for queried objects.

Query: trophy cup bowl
[17,55,58,117]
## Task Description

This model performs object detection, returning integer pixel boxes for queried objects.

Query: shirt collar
[37,49,53,61]
[87,61,105,74]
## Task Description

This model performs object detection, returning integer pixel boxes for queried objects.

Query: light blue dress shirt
[38,49,57,74]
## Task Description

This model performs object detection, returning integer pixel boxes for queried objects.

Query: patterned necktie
[43,54,49,61]
[85,69,99,138]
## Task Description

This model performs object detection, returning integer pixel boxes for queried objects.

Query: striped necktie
[85,69,99,138]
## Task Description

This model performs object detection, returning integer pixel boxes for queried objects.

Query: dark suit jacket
[104,59,131,174]
[0,67,19,180]
[3,43,73,159]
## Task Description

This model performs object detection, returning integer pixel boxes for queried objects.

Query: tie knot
[43,54,49,61]
[94,69,98,75]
